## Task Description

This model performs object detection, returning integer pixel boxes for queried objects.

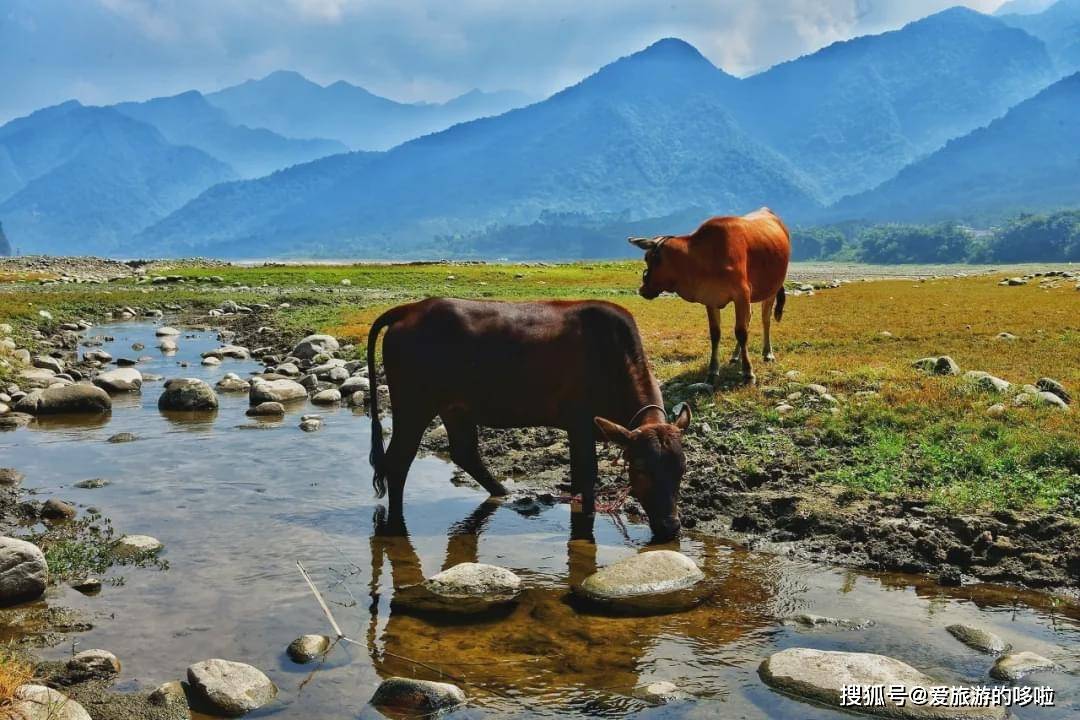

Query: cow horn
[628,236,662,250]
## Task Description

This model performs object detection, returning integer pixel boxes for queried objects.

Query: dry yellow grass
[0,652,33,711]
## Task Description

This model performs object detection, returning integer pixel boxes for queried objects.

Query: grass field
[2,261,1077,514]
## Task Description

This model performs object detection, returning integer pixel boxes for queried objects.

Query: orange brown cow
[629,207,791,385]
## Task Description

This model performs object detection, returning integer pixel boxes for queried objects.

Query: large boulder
[93,368,142,394]
[760,648,1006,719]
[10,685,92,720]
[0,537,48,605]
[370,677,465,716]
[576,550,705,614]
[250,379,307,404]
[187,659,277,716]
[158,378,218,411]
[396,562,522,614]
[14,384,111,415]
[291,334,339,360]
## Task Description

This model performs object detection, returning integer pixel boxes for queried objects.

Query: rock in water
[759,648,1006,719]
[287,635,332,664]
[41,498,76,520]
[148,681,186,707]
[158,378,218,411]
[946,624,1009,655]
[634,680,685,704]
[311,388,341,405]
[187,659,277,716]
[114,534,163,557]
[246,402,285,417]
[396,562,523,614]
[155,326,181,336]
[576,550,705,614]
[11,685,92,720]
[14,384,111,415]
[989,651,1056,681]
[0,536,48,605]
[107,432,137,443]
[370,677,465,715]
[249,379,307,404]
[93,368,143,393]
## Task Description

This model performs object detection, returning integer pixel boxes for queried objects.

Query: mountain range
[2,2,1080,259]
[206,71,530,150]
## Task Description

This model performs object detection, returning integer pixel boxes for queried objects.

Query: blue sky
[0,0,1022,123]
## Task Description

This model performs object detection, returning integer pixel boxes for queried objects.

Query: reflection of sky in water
[1,322,1076,719]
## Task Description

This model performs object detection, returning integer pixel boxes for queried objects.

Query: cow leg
[382,414,431,516]
[568,419,598,517]
[734,290,755,384]
[761,295,776,362]
[706,306,722,384]
[444,414,509,497]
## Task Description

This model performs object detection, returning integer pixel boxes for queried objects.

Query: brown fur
[630,207,791,384]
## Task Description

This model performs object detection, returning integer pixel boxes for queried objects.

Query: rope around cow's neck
[628,403,666,429]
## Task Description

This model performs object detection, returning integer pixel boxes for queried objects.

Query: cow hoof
[763,353,776,363]
[742,374,757,386]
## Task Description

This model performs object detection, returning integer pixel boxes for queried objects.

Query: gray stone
[250,378,307,404]
[246,402,285,417]
[158,378,218,411]
[274,362,301,377]
[67,649,121,677]
[33,356,64,374]
[71,577,102,594]
[148,681,186,707]
[114,534,163,557]
[14,384,111,415]
[781,613,875,631]
[399,563,522,614]
[216,374,251,392]
[989,651,1056,681]
[93,368,142,393]
[155,326,181,336]
[0,468,25,486]
[299,417,323,432]
[340,375,370,394]
[291,334,339,360]
[370,677,465,715]
[74,478,110,489]
[157,337,178,352]
[946,624,1009,655]
[201,356,221,366]
[286,634,332,664]
[963,371,1010,393]
[311,388,342,405]
[107,432,137,443]
[759,648,1006,719]
[577,550,704,613]
[1035,391,1070,411]
[1036,377,1070,404]
[633,680,685,704]
[0,537,48,604]
[985,404,1007,419]
[187,659,277,716]
[10,685,92,720]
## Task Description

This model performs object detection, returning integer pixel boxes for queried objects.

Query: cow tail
[367,306,406,498]
[774,286,786,322]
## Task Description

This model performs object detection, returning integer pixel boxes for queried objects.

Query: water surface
[1,322,1076,718]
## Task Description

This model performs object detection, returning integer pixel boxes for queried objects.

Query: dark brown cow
[366,298,691,541]
[630,207,791,385]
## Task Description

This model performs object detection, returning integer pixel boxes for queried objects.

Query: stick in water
[296,560,344,640]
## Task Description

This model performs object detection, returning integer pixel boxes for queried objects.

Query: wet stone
[41,498,76,520]
[0,536,49,605]
[576,550,706,614]
[989,651,1056,681]
[11,685,91,720]
[74,478,110,489]
[946,624,1009,655]
[187,658,277,716]
[287,634,332,664]
[158,378,218,411]
[396,562,523,614]
[634,680,686,704]
[0,468,25,486]
[115,534,163,557]
[246,402,285,417]
[107,432,137,443]
[66,649,121,678]
[370,677,466,716]
[759,648,1006,719]
[781,613,875,631]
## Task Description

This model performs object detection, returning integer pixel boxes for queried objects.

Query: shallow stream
[1,322,1076,718]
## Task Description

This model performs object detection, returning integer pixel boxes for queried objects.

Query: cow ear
[594,417,631,447]
[628,236,661,251]
[672,402,692,430]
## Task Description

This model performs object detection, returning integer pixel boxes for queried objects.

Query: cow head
[594,403,692,542]
[629,235,676,299]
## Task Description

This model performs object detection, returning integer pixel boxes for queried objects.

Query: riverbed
[1,321,1076,718]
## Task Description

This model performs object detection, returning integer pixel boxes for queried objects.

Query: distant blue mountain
[0,102,234,255]
[141,39,823,258]
[113,91,346,178]
[833,73,1080,223]
[731,7,1057,201]
[205,71,531,150]
[999,0,1080,73]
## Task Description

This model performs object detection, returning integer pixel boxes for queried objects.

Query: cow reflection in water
[365,502,779,710]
